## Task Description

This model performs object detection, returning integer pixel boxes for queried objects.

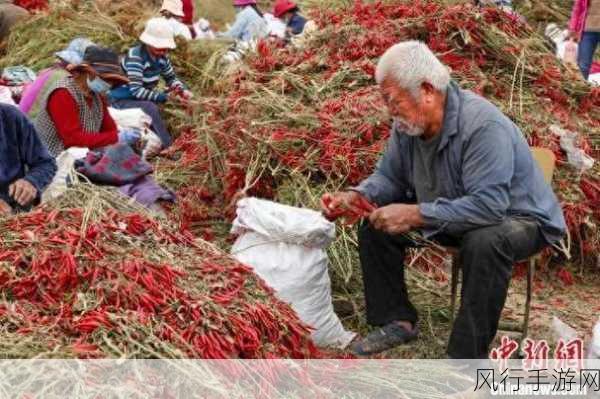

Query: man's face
[380,79,426,137]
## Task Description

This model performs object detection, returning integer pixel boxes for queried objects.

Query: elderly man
[1,104,56,215]
[321,41,566,358]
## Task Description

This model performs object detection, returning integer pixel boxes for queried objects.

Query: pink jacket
[569,0,590,35]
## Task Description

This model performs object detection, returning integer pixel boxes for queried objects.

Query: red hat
[273,0,297,18]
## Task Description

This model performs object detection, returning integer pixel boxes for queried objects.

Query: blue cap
[55,38,95,65]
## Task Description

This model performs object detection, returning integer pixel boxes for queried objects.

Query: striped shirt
[109,44,185,103]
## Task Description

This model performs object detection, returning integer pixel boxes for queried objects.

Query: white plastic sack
[0,86,16,106]
[588,318,600,359]
[108,107,152,131]
[42,147,88,203]
[194,18,216,40]
[141,130,162,160]
[264,13,287,39]
[545,23,569,59]
[550,125,595,172]
[230,198,356,349]
[589,73,600,87]
[107,107,161,159]
[551,316,578,343]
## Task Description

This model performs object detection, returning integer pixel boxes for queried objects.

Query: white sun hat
[160,0,185,18]
[140,17,177,49]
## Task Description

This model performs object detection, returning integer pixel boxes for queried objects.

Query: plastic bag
[264,13,286,39]
[141,131,163,160]
[108,107,152,131]
[551,316,578,343]
[193,18,215,39]
[0,86,16,106]
[550,125,595,172]
[108,107,161,160]
[589,318,600,359]
[230,198,356,349]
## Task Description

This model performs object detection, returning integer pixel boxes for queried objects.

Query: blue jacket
[354,81,566,244]
[0,104,57,209]
[288,13,307,35]
[110,44,185,103]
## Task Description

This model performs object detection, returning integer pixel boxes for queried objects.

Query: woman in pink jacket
[570,0,600,79]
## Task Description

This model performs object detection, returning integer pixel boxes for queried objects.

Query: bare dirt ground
[338,259,600,359]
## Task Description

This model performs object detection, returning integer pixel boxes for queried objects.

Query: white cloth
[166,17,193,40]
[0,86,15,106]
[193,18,215,39]
[108,107,152,131]
[550,125,595,171]
[107,107,161,159]
[231,198,356,349]
[41,147,88,203]
[264,13,286,39]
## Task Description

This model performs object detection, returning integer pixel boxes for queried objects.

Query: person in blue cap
[20,38,95,119]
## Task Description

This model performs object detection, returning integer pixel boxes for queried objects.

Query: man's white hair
[375,41,450,98]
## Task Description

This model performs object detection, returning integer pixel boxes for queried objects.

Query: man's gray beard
[394,117,425,137]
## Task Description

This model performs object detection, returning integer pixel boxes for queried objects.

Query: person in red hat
[273,0,307,36]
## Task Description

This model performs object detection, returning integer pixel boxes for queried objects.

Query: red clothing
[47,88,118,149]
[182,0,195,24]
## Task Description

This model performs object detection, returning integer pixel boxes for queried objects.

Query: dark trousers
[110,99,172,148]
[358,217,547,359]
[578,31,600,80]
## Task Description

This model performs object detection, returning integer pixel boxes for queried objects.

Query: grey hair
[375,41,450,98]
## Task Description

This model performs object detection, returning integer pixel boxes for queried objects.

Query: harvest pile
[0,0,598,359]
[0,186,317,358]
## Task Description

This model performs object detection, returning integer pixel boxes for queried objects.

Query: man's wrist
[413,205,425,227]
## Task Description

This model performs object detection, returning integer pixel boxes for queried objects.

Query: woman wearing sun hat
[110,17,192,148]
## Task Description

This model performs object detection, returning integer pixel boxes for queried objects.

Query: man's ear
[420,82,436,103]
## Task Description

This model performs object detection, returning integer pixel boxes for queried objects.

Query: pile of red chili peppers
[0,207,319,358]
[14,0,48,12]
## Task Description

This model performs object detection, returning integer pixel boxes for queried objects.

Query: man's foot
[350,322,419,356]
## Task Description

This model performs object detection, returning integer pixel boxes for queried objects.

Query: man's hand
[369,204,424,235]
[321,191,373,221]
[8,179,37,207]
[0,199,12,216]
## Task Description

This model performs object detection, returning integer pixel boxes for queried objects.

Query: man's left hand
[8,179,37,207]
[369,204,424,235]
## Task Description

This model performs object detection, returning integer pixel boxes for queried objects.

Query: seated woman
[160,0,214,40]
[273,0,307,37]
[34,46,137,157]
[20,37,94,119]
[160,0,193,40]
[0,103,56,215]
[221,0,268,42]
[109,17,192,149]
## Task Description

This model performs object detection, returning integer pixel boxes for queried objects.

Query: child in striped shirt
[110,18,193,148]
